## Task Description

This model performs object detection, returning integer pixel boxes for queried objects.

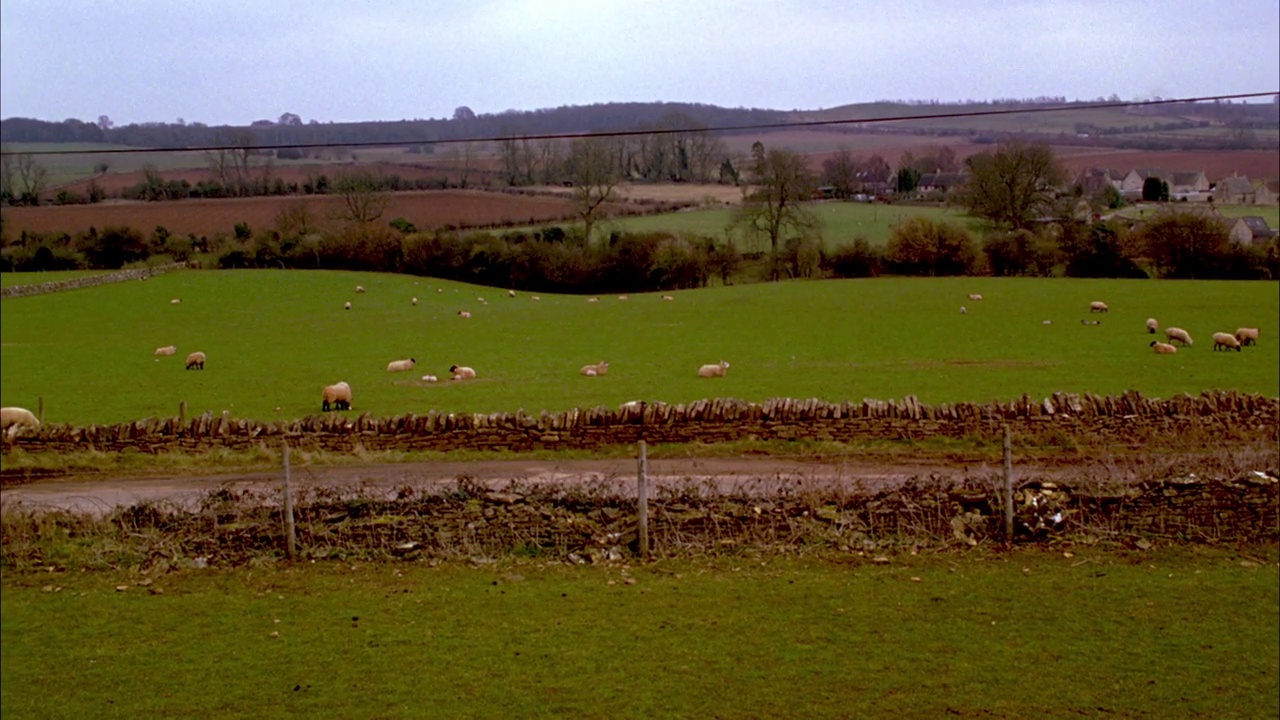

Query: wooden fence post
[179,401,187,423]
[1003,424,1014,541]
[637,439,649,561]
[283,442,297,560]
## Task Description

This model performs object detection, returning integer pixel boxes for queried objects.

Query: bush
[885,218,979,276]
[825,238,883,278]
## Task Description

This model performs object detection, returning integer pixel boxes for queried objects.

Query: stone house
[916,172,968,194]
[1077,167,1125,195]
[1121,168,1167,196]
[1224,216,1277,246]
[1213,175,1278,205]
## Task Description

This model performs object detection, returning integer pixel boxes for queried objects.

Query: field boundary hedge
[4,389,1276,456]
[0,261,194,299]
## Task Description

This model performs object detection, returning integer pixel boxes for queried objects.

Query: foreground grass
[2,547,1276,719]
[2,270,1277,425]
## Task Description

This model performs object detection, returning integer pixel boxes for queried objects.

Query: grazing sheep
[421,375,439,383]
[170,298,181,305]
[968,293,983,301]
[458,310,472,319]
[185,351,205,370]
[1165,327,1193,346]
[450,365,476,380]
[508,289,516,298]
[411,297,418,306]
[1089,301,1109,313]
[387,358,416,373]
[1,407,41,439]
[1213,332,1242,352]
[1150,341,1178,354]
[1146,318,1159,334]
[154,345,177,356]
[477,297,487,304]
[321,381,352,412]
[697,360,730,378]
[344,301,352,310]
[662,295,674,301]
[1235,328,1260,346]
[618,295,628,301]
[355,285,366,293]
[580,361,609,377]
[1043,320,1052,325]
[959,306,967,315]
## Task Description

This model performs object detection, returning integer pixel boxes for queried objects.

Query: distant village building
[916,172,968,194]
[1224,216,1277,246]
[1213,175,1279,205]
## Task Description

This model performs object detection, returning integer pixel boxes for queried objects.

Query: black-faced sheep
[1236,328,1260,346]
[344,301,352,310]
[1212,332,1242,352]
[698,360,730,378]
[1165,327,1193,346]
[450,365,477,380]
[1150,341,1177,354]
[185,351,206,370]
[580,361,609,377]
[1,407,41,439]
[1089,301,1108,313]
[458,310,472,319]
[322,382,352,411]
[387,358,416,372]
[1146,318,1158,334]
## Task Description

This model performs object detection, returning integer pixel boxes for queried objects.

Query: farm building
[1224,216,1277,246]
[1214,175,1280,205]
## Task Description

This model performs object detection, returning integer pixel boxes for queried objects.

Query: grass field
[1,270,1277,426]
[0,269,112,289]
[2,548,1276,718]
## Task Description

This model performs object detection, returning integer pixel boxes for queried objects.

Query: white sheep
[508,289,516,298]
[697,360,730,378]
[450,364,476,380]
[411,297,418,306]
[662,295,674,301]
[1212,332,1242,352]
[421,375,439,383]
[386,358,416,372]
[1089,301,1109,313]
[1150,341,1177,355]
[1146,318,1158,334]
[154,345,177,356]
[1164,327,1193,346]
[170,298,181,305]
[587,297,599,303]
[531,296,541,301]
[1,407,41,439]
[968,293,983,301]
[959,306,968,315]
[355,285,366,293]
[344,301,352,310]
[618,295,628,301]
[1235,328,1260,346]
[458,310,472,319]
[185,351,205,370]
[580,361,609,377]
[321,381,352,412]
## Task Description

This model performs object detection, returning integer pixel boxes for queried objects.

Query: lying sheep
[1150,341,1178,354]
[421,375,439,383]
[458,310,472,319]
[170,298,181,305]
[450,365,476,380]
[1213,332,1242,352]
[387,358,416,373]
[355,285,366,293]
[968,293,983,301]
[618,295,628,301]
[1236,328,1260,346]
[662,295,674,301]
[587,297,599,303]
[321,381,352,412]
[580,361,609,377]
[154,345,177,356]
[1146,318,1158,334]
[1,407,41,439]
[697,360,730,378]
[185,351,205,370]
[1089,301,1108,313]
[1165,327,1193,346]
[959,306,967,315]
[531,296,541,301]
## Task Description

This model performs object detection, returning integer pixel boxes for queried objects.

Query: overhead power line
[3,91,1276,157]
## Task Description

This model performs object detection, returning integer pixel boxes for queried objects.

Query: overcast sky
[2,0,1277,127]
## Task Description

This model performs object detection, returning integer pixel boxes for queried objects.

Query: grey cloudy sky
[2,0,1277,127]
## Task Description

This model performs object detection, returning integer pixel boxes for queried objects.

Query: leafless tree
[733,142,821,279]
[564,137,622,244]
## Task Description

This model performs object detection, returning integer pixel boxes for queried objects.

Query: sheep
[1235,328,1260,346]
[1089,301,1109,313]
[662,295,675,301]
[618,295,628,301]
[386,358,416,373]
[1164,327,1193,346]
[154,345,177,356]
[697,360,730,378]
[477,297,487,304]
[508,289,516,298]
[530,296,541,301]
[1146,318,1158,334]
[321,381,352,412]
[185,351,205,370]
[959,306,967,315]
[1081,319,1100,326]
[587,297,599,303]
[170,298,181,305]
[1150,341,1178,354]
[344,301,352,310]
[450,365,476,380]
[968,293,983,301]
[1213,332,1242,352]
[580,361,609,377]
[355,285,366,293]
[421,375,439,383]
[458,310,472,319]
[411,297,418,306]
[1,407,41,439]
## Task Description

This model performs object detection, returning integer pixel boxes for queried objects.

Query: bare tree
[564,137,622,244]
[2,150,50,205]
[961,140,1066,230]
[334,171,390,225]
[733,143,821,279]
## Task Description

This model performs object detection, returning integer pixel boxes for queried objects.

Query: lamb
[387,358,416,373]
[508,290,516,298]
[662,295,675,301]
[1164,327,1193,346]
[1146,318,1158,334]
[968,293,983,301]
[1212,332,1242,352]
[185,351,205,370]
[1089,301,1109,313]
[580,361,609,377]
[450,365,476,380]
[697,360,730,378]
[1,407,41,439]
[1235,328,1260,346]
[458,310,472,319]
[421,375,439,383]
[321,381,352,412]
[959,306,967,315]
[355,285,366,293]
[344,301,352,310]
[170,298,181,305]
[154,345,177,356]
[411,297,418,306]
[1150,341,1177,354]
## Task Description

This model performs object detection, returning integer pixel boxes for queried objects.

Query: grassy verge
[2,547,1276,718]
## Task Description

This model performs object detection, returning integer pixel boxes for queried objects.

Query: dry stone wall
[0,261,194,299]
[5,389,1277,456]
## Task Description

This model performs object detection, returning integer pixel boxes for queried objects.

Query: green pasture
[1,270,1277,426]
[2,549,1276,718]
[0,270,113,289]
